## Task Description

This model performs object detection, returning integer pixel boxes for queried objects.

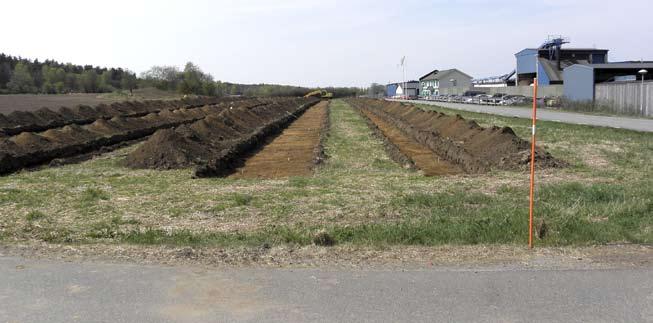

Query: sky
[2,0,652,87]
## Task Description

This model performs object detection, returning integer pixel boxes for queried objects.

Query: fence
[595,81,653,117]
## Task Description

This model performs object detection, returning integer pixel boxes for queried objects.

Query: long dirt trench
[360,108,462,176]
[229,100,329,179]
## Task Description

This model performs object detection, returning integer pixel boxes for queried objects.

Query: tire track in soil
[360,108,462,176]
[229,101,329,179]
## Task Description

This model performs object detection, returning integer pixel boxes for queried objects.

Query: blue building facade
[514,47,608,87]
[386,83,398,97]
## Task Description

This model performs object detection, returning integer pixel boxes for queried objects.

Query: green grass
[0,99,650,248]
[25,210,46,221]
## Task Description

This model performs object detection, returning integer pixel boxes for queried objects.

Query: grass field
[0,99,651,248]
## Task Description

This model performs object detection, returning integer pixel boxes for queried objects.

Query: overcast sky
[2,0,652,87]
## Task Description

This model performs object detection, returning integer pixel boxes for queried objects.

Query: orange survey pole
[528,78,538,249]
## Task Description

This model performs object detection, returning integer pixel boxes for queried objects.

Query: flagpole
[399,56,405,99]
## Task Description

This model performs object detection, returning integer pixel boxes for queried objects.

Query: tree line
[139,63,363,98]
[0,53,364,98]
[0,53,136,94]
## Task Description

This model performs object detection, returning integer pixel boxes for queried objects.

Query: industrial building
[384,36,651,115]
[386,81,420,98]
[386,83,398,97]
[515,36,608,86]
[563,62,653,101]
[419,69,472,97]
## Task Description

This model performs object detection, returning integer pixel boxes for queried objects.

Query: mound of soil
[0,97,236,136]
[195,99,318,177]
[11,132,52,151]
[123,97,319,176]
[348,98,563,173]
[124,129,209,169]
[0,99,238,175]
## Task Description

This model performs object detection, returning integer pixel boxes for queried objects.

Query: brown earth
[360,108,462,176]
[124,98,319,176]
[347,98,562,173]
[229,100,330,179]
[0,99,260,175]
[0,96,230,136]
[0,88,182,114]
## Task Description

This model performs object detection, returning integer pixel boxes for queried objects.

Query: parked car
[478,94,494,105]
[488,93,506,105]
[501,95,527,106]
[462,96,475,104]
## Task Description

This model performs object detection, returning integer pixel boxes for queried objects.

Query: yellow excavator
[304,89,333,99]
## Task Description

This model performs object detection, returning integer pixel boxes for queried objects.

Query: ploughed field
[0,88,182,114]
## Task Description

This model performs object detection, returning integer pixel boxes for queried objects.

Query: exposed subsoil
[347,98,563,173]
[229,101,330,179]
[0,99,256,175]
[361,108,462,176]
[124,98,320,177]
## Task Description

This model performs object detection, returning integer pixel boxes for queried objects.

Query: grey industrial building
[564,62,653,101]
[419,69,472,98]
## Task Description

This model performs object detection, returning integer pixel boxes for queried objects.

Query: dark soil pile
[124,97,319,177]
[347,98,563,173]
[0,97,237,136]
[0,100,238,175]
[123,129,208,169]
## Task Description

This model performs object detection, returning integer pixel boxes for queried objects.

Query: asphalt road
[394,99,653,132]
[1,256,652,323]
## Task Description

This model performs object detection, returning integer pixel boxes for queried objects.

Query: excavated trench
[347,98,562,175]
[228,100,330,179]
[360,109,462,176]
[0,98,262,175]
[123,97,321,178]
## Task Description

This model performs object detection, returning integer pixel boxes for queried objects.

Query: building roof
[387,80,419,86]
[419,69,439,81]
[419,69,472,81]
[516,47,609,55]
[396,81,420,89]
[578,63,653,69]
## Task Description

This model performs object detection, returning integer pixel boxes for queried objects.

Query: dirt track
[229,100,329,179]
[360,108,462,176]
